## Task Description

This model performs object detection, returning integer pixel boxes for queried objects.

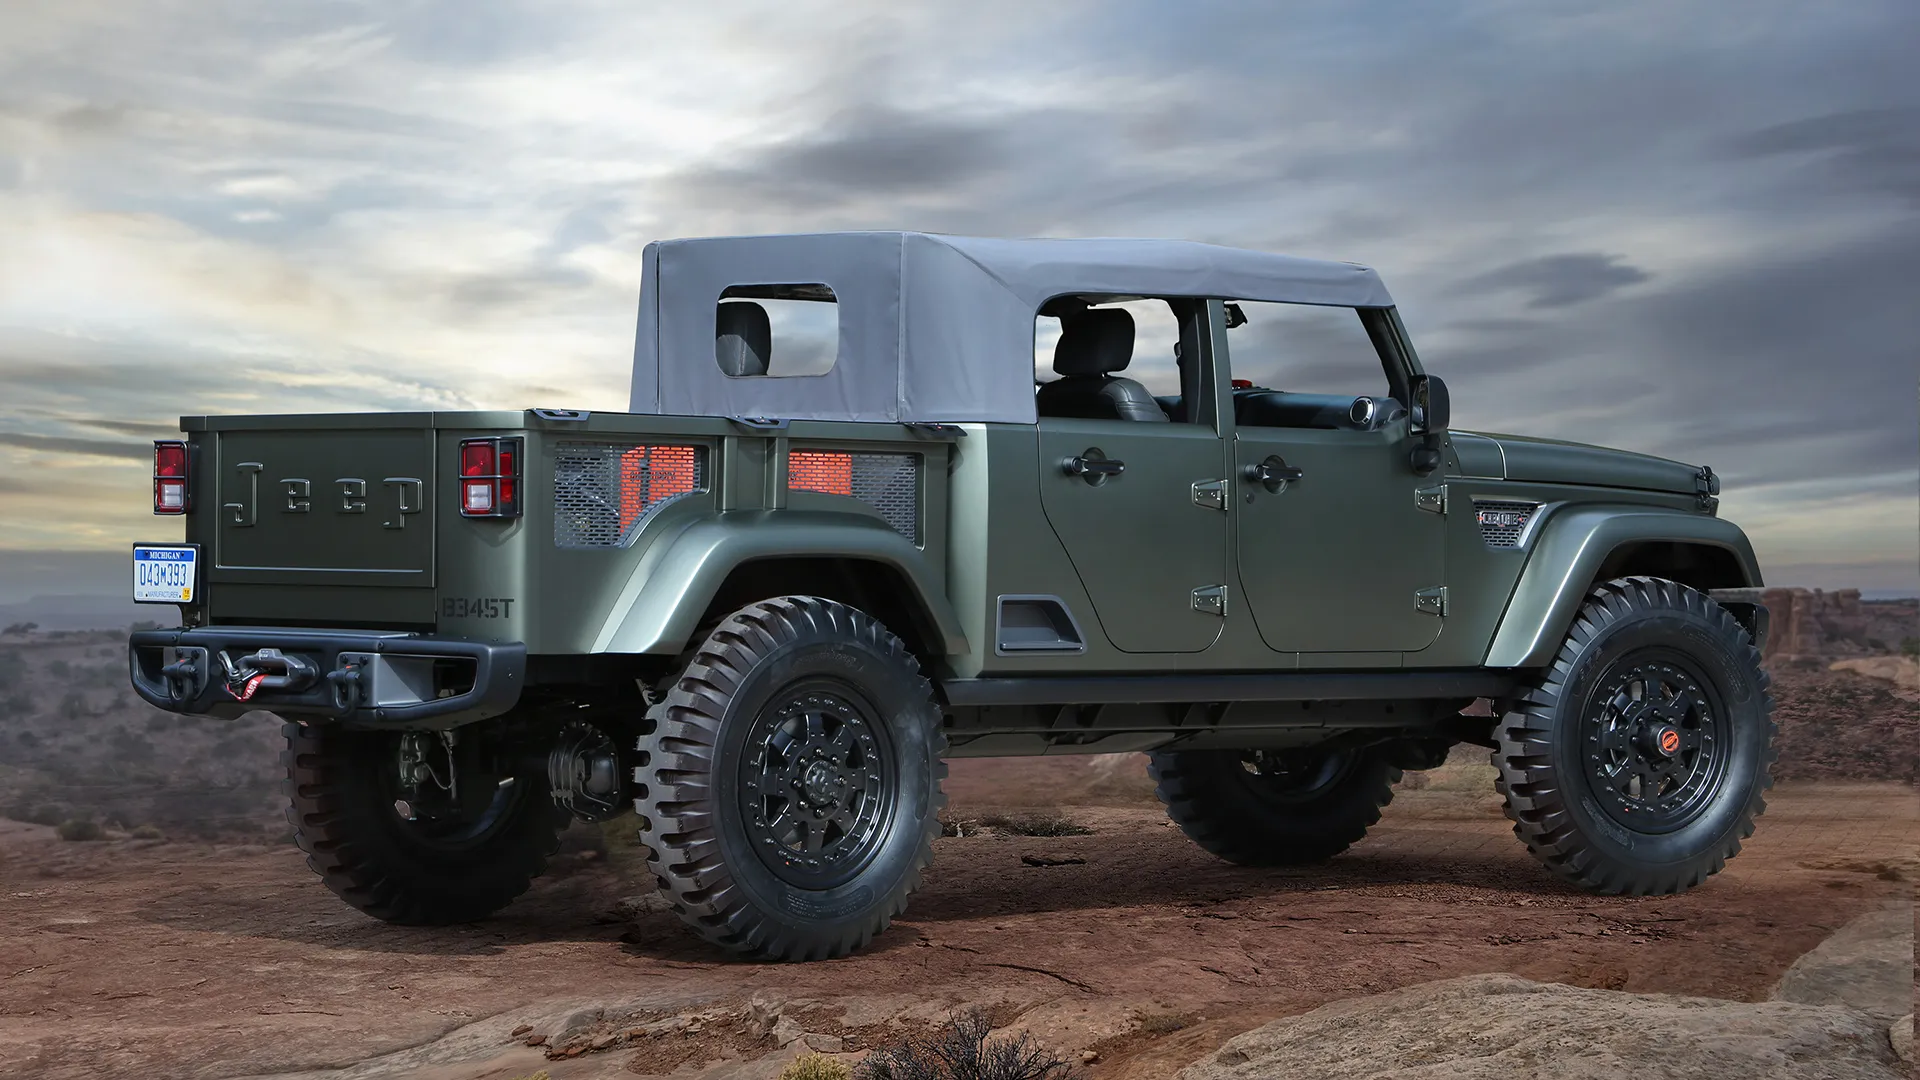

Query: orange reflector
[788,451,854,496]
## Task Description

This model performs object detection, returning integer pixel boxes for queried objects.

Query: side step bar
[940,670,1519,708]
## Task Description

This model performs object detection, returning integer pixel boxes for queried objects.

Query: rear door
[208,421,437,588]
[1032,298,1229,655]
[1036,420,1228,653]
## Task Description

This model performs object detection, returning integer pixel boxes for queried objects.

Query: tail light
[459,437,522,518]
[153,440,189,514]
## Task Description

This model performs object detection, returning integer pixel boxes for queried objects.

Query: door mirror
[1408,374,1450,435]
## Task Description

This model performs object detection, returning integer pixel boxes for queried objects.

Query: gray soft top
[629,231,1393,424]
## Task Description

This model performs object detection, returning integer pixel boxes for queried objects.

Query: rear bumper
[128,626,525,730]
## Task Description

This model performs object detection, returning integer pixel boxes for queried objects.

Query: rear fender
[1483,507,1762,670]
[590,510,967,656]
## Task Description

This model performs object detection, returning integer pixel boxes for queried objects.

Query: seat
[1036,308,1168,422]
[715,300,771,377]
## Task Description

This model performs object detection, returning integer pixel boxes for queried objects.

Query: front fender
[590,510,967,656]
[1483,506,1762,669]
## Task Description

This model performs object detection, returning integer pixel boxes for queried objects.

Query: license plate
[133,544,198,604]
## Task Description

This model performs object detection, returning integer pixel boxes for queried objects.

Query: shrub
[783,1053,855,1080]
[1901,636,1920,659]
[130,825,164,840]
[859,1009,1080,1080]
[47,659,70,678]
[57,818,106,842]
[979,811,1092,838]
[1,622,37,636]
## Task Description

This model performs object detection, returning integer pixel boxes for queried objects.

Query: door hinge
[1415,485,1448,515]
[1191,479,1226,511]
[1192,585,1228,617]
[1414,586,1448,616]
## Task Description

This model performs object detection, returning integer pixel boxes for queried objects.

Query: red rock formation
[1718,587,1911,661]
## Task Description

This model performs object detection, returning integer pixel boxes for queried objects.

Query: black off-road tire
[1148,747,1402,865]
[634,597,946,961]
[283,722,568,924]
[1494,576,1775,895]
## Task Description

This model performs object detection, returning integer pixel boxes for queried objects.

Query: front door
[1036,419,1229,653]
[1233,425,1444,652]
[1221,301,1445,655]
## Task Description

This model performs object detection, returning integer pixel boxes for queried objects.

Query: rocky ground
[0,605,1913,1078]
[0,771,1911,1079]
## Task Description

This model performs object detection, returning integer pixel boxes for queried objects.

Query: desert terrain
[0,591,1913,1077]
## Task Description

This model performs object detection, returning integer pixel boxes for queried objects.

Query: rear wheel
[283,720,568,924]
[1149,746,1402,865]
[1494,576,1775,894]
[634,597,946,961]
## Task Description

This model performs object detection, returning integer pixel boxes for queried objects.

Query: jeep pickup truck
[129,232,1773,960]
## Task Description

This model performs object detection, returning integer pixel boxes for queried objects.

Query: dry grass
[1134,1012,1194,1036]
[782,1053,854,1080]
[977,811,1092,837]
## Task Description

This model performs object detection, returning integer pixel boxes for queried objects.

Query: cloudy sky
[1,0,1915,601]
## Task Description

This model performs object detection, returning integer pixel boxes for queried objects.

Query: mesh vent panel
[1475,501,1537,548]
[553,443,705,549]
[789,450,920,543]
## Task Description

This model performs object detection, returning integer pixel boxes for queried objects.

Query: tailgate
[207,425,437,586]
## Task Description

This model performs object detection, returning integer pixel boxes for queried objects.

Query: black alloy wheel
[1583,655,1729,833]
[740,682,897,889]
[1495,576,1775,895]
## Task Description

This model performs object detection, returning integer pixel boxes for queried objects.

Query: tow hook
[157,646,210,705]
[326,662,364,715]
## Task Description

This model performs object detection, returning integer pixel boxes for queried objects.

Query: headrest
[715,301,771,377]
[1053,308,1135,377]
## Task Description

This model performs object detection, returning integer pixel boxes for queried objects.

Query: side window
[1033,297,1189,422]
[714,284,838,377]
[1225,302,1399,430]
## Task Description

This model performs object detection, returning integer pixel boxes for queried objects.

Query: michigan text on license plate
[133,545,197,604]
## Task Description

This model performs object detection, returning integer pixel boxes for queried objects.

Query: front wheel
[1494,576,1775,895]
[634,597,946,961]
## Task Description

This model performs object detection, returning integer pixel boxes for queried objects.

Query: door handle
[1242,455,1303,493]
[1063,448,1126,486]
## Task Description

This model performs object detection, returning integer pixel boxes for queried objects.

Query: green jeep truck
[129,232,1775,960]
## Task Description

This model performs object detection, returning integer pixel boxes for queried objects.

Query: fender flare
[590,510,968,656]
[1483,506,1762,670]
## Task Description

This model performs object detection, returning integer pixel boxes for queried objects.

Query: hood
[1451,431,1705,496]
